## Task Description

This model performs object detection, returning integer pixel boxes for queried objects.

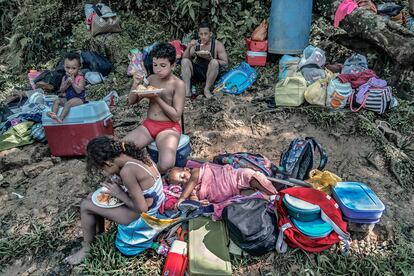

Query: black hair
[64,52,81,66]
[198,21,212,32]
[165,167,183,184]
[86,136,152,172]
[151,42,176,65]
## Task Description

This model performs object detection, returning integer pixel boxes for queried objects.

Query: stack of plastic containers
[283,194,333,238]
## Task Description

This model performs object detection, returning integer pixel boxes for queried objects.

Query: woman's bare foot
[47,111,63,124]
[65,246,90,265]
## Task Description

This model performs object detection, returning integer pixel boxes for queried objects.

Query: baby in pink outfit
[166,162,277,207]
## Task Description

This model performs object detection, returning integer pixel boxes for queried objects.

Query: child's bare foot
[65,246,90,265]
[203,89,213,98]
[47,112,63,124]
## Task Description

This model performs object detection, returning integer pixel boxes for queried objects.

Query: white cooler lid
[42,101,112,126]
[247,51,267,57]
[148,134,190,151]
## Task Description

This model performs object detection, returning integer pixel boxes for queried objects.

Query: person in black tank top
[181,21,229,98]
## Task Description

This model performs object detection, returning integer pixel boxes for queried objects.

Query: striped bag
[349,87,393,114]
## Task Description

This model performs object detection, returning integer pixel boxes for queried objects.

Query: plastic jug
[162,240,188,276]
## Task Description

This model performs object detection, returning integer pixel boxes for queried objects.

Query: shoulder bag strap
[92,4,103,17]
[306,137,328,171]
[349,90,368,113]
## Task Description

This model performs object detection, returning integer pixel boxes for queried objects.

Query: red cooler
[42,101,113,156]
[245,39,268,67]
[162,240,188,276]
[246,51,267,66]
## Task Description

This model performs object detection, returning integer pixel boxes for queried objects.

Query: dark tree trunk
[314,0,414,67]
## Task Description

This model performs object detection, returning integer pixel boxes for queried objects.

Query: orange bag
[251,20,268,41]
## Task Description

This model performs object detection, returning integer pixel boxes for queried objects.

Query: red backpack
[275,187,350,253]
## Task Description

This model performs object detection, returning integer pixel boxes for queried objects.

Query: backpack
[274,72,307,107]
[213,62,256,95]
[213,152,274,176]
[90,4,122,37]
[222,198,278,256]
[280,137,328,180]
[298,45,327,69]
[275,187,350,253]
[33,69,65,92]
[326,78,352,109]
[349,86,397,114]
[278,55,300,80]
[80,51,113,76]
[341,53,368,74]
[304,69,335,106]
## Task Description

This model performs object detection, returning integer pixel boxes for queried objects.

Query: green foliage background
[0,0,270,72]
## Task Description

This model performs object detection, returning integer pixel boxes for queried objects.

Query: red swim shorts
[142,118,182,139]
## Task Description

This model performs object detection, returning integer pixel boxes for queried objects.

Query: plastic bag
[307,169,342,194]
[251,19,268,41]
[127,48,146,76]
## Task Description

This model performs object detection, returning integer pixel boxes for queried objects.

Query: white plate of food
[132,85,165,95]
[92,187,125,208]
[196,50,211,56]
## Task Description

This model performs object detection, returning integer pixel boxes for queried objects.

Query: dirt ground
[0,87,413,275]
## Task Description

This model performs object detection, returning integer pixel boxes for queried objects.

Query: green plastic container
[188,217,232,276]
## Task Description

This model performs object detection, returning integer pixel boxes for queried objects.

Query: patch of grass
[355,112,414,192]
[77,227,162,276]
[0,211,77,269]
[301,107,346,128]
[383,100,414,135]
[234,242,414,275]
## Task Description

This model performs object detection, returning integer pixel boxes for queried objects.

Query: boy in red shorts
[124,42,185,173]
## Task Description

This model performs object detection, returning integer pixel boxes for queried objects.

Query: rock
[0,148,32,172]
[23,161,55,178]
[27,264,37,274]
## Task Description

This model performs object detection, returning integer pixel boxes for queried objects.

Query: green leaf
[189,8,195,22]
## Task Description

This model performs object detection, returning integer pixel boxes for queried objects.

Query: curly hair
[86,136,152,172]
[64,52,81,66]
[151,42,176,65]
[164,167,183,184]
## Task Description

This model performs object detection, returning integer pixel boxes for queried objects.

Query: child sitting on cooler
[47,52,86,123]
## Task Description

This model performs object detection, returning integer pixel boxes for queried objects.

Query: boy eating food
[124,42,186,173]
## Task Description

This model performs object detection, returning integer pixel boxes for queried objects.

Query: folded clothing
[377,2,403,17]
[337,69,377,88]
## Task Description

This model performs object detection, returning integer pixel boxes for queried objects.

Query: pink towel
[195,163,277,204]
[334,0,358,27]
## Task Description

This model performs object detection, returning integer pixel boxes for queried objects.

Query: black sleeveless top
[195,39,216,64]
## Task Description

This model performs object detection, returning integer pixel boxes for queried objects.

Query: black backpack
[80,51,113,76]
[222,199,278,256]
[279,137,328,180]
